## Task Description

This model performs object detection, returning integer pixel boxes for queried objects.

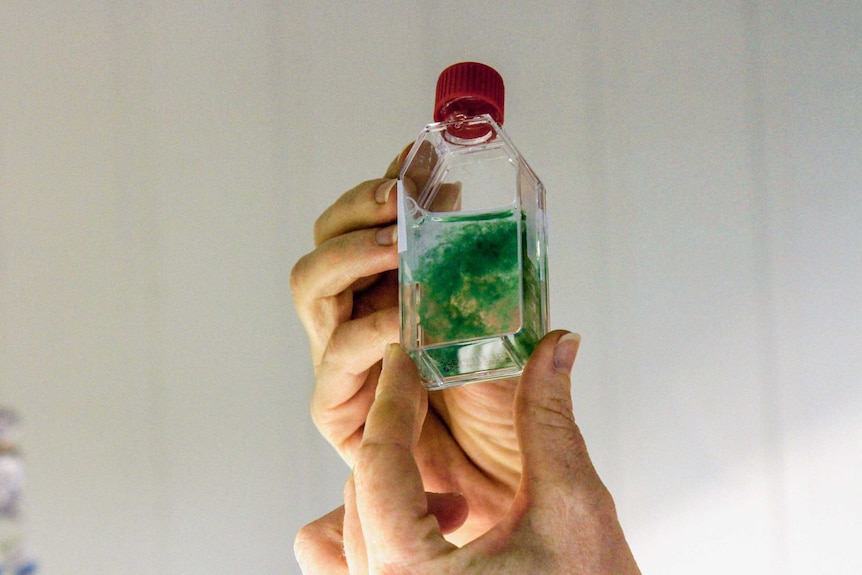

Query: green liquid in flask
[401,206,544,388]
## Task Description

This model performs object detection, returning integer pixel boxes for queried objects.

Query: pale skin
[290,148,524,544]
[293,331,641,574]
[290,148,640,569]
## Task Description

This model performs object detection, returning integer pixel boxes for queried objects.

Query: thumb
[514,331,602,503]
[508,331,641,574]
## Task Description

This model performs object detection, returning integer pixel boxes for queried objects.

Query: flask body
[398,114,549,390]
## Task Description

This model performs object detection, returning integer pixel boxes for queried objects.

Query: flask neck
[440,114,497,144]
[437,97,502,125]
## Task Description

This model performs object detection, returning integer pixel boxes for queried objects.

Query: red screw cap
[434,62,505,124]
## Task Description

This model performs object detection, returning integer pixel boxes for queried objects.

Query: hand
[290,147,523,544]
[294,331,641,575]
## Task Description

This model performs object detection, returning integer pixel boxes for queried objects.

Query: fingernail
[375,224,397,246]
[381,342,397,368]
[553,332,581,374]
[375,179,397,204]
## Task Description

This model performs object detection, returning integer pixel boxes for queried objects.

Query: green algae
[404,209,545,384]
[414,215,521,345]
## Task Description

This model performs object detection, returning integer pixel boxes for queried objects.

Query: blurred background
[1,2,860,573]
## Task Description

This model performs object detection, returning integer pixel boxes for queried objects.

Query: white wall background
[1,2,860,574]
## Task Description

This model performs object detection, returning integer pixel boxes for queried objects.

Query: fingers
[313,306,399,390]
[512,330,642,573]
[398,141,462,213]
[343,475,368,575]
[315,144,413,247]
[294,506,349,575]
[292,226,398,303]
[314,178,398,247]
[514,331,605,504]
[430,182,462,212]
[290,227,399,356]
[310,308,399,455]
[352,344,456,566]
[343,480,467,573]
[400,140,437,193]
[291,145,408,357]
[385,143,414,179]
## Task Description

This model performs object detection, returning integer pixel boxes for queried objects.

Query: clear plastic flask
[398,62,550,390]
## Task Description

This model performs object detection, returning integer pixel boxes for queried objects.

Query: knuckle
[353,441,411,484]
[364,309,391,342]
[293,522,324,569]
[289,254,310,300]
[293,523,315,556]
[526,395,577,432]
[321,324,353,371]
[309,395,326,430]
[312,208,330,247]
